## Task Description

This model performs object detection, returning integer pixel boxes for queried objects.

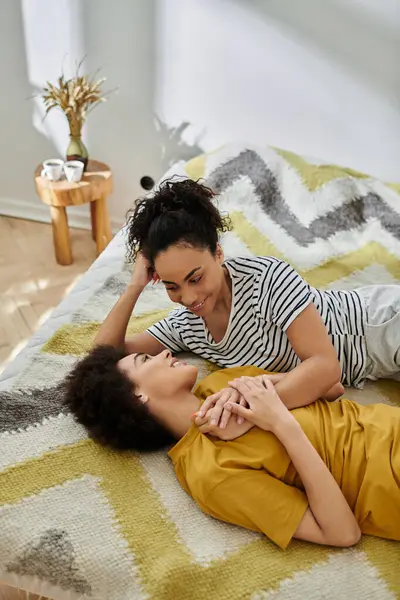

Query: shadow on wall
[153,115,204,172]
[140,116,205,190]
[0,1,59,206]
[231,0,399,107]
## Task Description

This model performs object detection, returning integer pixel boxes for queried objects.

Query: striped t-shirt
[147,256,368,387]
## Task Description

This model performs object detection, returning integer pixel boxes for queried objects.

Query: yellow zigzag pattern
[185,145,400,194]
[273,147,371,191]
[2,441,399,599]
[184,147,400,284]
[231,211,400,286]
[42,308,171,355]
[185,152,207,181]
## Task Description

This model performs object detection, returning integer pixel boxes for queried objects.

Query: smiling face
[118,349,198,401]
[154,244,225,317]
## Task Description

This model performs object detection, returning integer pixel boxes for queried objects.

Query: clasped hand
[193,375,291,439]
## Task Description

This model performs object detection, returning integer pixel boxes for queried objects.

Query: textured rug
[1,143,400,600]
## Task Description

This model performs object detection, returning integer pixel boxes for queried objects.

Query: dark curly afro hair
[64,345,175,451]
[125,178,231,265]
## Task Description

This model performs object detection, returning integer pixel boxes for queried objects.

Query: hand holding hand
[227,376,294,432]
[198,387,248,426]
[193,406,253,441]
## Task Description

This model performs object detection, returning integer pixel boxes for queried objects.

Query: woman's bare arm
[228,378,361,547]
[94,254,166,356]
[259,373,344,404]
[275,419,360,546]
[274,304,342,409]
[323,381,344,401]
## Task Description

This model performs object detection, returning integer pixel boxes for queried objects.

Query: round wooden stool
[34,159,113,265]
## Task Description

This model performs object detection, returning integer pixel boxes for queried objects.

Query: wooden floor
[0,216,97,375]
[0,216,97,599]
[0,584,45,600]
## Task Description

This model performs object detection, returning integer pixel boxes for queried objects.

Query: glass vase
[66,135,89,171]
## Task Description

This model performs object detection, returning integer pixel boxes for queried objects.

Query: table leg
[50,205,72,265]
[94,196,113,256]
[90,200,97,241]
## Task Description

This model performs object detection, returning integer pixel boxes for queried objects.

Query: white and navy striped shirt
[147,256,368,387]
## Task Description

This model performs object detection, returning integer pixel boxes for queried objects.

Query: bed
[1,142,400,600]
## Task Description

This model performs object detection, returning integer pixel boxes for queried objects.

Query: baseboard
[0,197,125,233]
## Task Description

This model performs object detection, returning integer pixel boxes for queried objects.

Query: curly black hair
[64,345,175,451]
[125,179,232,264]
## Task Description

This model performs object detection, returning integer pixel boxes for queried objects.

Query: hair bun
[125,178,231,263]
[159,199,182,213]
[157,184,186,213]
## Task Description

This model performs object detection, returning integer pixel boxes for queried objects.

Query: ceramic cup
[42,158,64,181]
[64,160,84,183]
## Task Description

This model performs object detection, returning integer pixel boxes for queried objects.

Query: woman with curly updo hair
[91,177,400,417]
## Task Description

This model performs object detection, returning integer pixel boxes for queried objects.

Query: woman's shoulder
[225,254,281,267]
[224,255,285,278]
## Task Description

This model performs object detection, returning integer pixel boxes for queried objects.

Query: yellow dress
[168,366,400,549]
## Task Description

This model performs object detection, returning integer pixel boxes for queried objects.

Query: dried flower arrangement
[40,61,114,168]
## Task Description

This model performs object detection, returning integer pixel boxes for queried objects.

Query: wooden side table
[34,159,113,265]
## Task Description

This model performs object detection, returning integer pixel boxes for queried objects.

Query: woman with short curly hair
[64,339,400,550]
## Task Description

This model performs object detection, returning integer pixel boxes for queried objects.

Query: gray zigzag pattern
[0,383,68,433]
[206,150,400,246]
[7,528,92,595]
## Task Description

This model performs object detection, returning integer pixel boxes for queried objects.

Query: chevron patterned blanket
[1,143,400,600]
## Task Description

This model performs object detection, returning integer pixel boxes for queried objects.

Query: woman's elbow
[323,355,342,386]
[330,525,362,548]
[335,382,345,398]
[341,528,362,548]
[323,381,345,402]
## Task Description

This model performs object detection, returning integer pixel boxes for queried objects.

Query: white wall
[156,0,400,177]
[0,0,399,230]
